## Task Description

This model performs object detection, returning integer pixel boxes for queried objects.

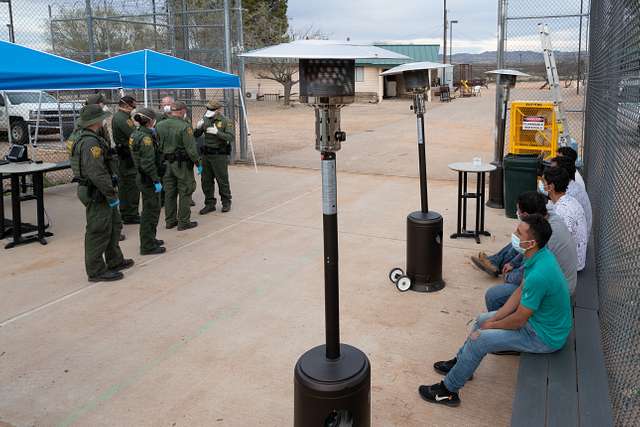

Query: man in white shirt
[551,156,592,234]
[542,167,588,271]
[556,146,585,190]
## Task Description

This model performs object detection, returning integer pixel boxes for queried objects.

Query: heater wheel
[389,267,404,284]
[396,275,412,292]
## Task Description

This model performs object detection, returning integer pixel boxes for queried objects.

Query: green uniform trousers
[118,160,140,222]
[78,186,124,278]
[137,177,161,252]
[201,154,231,207]
[163,161,196,227]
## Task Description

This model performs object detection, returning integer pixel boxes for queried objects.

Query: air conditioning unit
[245,90,258,100]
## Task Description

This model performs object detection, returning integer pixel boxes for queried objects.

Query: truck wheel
[10,119,28,145]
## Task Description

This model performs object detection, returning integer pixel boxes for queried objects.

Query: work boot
[166,222,177,230]
[119,234,126,242]
[418,382,460,407]
[190,199,196,207]
[155,239,165,246]
[141,246,167,255]
[199,205,216,215]
[221,202,232,213]
[113,259,135,271]
[471,254,499,276]
[88,270,124,283]
[177,221,198,231]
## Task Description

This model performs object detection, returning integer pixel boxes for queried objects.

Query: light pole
[442,0,447,64]
[449,20,458,65]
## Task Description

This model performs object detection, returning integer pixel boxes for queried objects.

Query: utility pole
[442,0,447,64]
[449,20,458,65]
[85,0,95,62]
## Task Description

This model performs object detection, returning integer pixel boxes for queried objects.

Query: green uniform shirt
[129,126,162,183]
[521,247,573,350]
[111,109,135,161]
[72,128,118,204]
[194,113,234,149]
[156,115,199,163]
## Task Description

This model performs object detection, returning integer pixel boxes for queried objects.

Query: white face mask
[204,110,216,118]
[102,105,110,113]
[163,105,171,113]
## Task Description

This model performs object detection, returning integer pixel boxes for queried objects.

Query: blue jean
[487,244,524,285]
[485,283,520,312]
[443,311,555,392]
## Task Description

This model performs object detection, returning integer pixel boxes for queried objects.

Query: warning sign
[522,116,546,131]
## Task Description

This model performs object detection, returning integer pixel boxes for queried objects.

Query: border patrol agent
[194,100,234,214]
[130,108,166,255]
[68,105,134,282]
[156,101,201,231]
[111,96,141,224]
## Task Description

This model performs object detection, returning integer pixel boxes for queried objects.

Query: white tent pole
[144,49,149,107]
[144,89,148,108]
[31,91,43,163]
[238,90,257,173]
[3,91,12,145]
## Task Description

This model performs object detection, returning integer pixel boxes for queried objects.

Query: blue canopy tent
[93,49,255,169]
[0,40,122,145]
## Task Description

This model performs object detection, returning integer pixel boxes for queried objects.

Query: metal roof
[356,44,440,67]
[240,40,409,60]
[380,61,453,76]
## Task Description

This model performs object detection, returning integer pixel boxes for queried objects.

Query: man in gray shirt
[484,191,577,311]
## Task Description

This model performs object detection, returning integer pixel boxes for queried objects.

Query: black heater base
[294,344,371,427]
[406,211,445,292]
[486,162,504,209]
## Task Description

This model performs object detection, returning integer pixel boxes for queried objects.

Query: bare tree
[255,26,328,106]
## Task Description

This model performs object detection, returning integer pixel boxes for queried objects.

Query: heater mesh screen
[299,59,355,98]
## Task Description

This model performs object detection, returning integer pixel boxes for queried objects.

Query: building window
[355,67,365,82]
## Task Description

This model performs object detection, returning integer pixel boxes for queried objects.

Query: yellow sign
[90,145,102,159]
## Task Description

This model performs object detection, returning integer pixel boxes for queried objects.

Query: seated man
[419,214,572,406]
[485,191,577,311]
[542,167,588,271]
[556,146,585,190]
[550,155,592,235]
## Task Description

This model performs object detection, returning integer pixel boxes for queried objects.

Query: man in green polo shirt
[418,214,572,407]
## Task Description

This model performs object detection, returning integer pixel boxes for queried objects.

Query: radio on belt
[242,41,409,427]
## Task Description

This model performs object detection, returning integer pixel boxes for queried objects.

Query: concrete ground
[1,90,522,426]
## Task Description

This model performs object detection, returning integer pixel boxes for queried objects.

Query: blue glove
[108,198,120,208]
[154,182,163,193]
[197,164,203,175]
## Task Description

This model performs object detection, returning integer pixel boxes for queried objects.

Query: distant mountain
[438,50,583,64]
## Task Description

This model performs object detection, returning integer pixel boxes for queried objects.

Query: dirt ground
[0,86,533,426]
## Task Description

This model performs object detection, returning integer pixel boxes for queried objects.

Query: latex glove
[154,182,163,193]
[205,126,218,135]
[108,198,120,208]
[196,119,205,129]
[196,164,203,175]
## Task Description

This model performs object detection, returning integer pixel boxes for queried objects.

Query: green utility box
[503,154,540,218]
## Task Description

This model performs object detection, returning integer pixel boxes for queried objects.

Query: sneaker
[155,239,164,246]
[433,358,473,380]
[177,221,198,231]
[88,270,124,283]
[166,222,177,230]
[471,255,499,276]
[221,202,231,213]
[141,246,166,255]
[113,259,135,271]
[199,205,216,215]
[418,381,460,407]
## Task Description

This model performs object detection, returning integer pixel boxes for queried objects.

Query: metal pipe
[32,91,43,163]
[85,0,95,62]
[413,93,429,212]
[576,0,584,95]
[506,13,589,21]
[223,0,236,159]
[152,0,158,51]
[449,20,458,66]
[237,0,247,161]
[5,0,15,43]
[3,91,12,144]
[238,93,257,172]
[442,0,447,64]
[321,149,340,360]
[56,90,63,145]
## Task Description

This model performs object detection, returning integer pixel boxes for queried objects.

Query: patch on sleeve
[90,145,102,159]
[128,137,134,147]
[143,136,153,146]
[65,139,74,154]
[187,127,193,136]
[127,119,134,128]
[216,121,223,129]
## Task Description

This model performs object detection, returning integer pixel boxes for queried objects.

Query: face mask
[511,233,535,254]
[102,105,110,113]
[183,113,188,120]
[163,105,171,113]
[204,110,216,118]
[538,180,548,196]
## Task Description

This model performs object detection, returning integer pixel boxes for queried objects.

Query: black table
[448,161,496,244]
[0,161,60,249]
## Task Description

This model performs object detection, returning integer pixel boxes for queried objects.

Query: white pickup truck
[0,91,79,145]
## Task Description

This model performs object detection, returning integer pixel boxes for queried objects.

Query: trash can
[503,154,540,218]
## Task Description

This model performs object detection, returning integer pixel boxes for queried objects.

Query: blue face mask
[538,180,548,196]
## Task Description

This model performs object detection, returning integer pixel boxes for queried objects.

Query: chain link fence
[583,0,640,425]
[1,0,247,188]
[501,0,590,155]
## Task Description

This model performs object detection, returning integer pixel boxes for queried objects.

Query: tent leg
[238,93,257,173]
[144,89,148,108]
[3,91,12,145]
[32,91,42,163]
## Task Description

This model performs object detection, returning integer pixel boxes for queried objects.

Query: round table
[448,162,497,243]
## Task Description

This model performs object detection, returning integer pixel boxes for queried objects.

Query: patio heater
[485,69,530,209]
[241,41,408,427]
[381,63,447,293]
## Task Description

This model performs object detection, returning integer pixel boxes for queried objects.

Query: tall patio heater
[485,69,530,209]
[242,41,409,427]
[381,62,451,293]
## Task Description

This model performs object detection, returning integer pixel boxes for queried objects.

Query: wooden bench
[511,243,614,426]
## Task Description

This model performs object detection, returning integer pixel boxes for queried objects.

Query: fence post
[223,0,237,161]
[84,0,95,62]
[236,0,247,161]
